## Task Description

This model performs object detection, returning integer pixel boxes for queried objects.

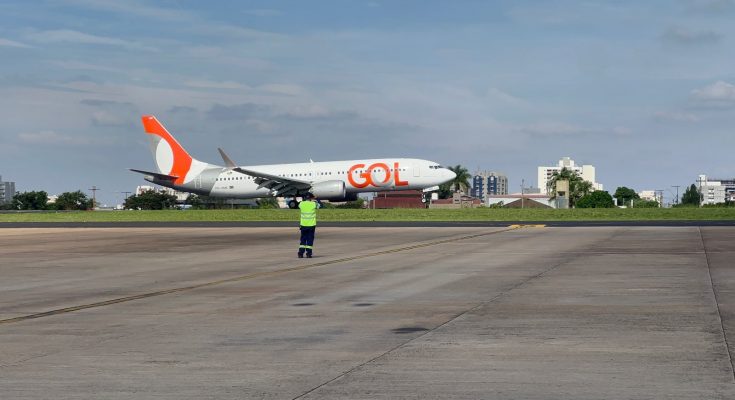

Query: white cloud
[184,80,250,90]
[515,122,588,136]
[52,60,127,74]
[688,0,735,13]
[691,81,735,107]
[282,105,331,118]
[61,0,190,21]
[26,29,156,51]
[0,38,31,48]
[197,25,284,41]
[258,84,306,96]
[242,9,282,17]
[654,111,700,122]
[514,122,631,137]
[18,130,89,145]
[487,87,527,107]
[90,110,125,126]
[661,27,722,45]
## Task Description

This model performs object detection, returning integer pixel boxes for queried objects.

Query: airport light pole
[89,186,99,210]
[521,179,525,209]
[119,191,132,209]
[671,185,680,205]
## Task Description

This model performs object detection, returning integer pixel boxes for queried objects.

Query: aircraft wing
[233,167,311,197]
[217,148,311,196]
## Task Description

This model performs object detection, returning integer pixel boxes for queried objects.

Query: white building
[538,157,602,195]
[697,175,727,205]
[471,171,508,202]
[0,175,16,205]
[136,185,189,202]
[135,185,156,195]
[638,190,657,202]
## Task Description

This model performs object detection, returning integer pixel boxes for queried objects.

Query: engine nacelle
[310,180,347,201]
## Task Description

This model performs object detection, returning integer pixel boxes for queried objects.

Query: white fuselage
[135,115,457,201]
[207,158,453,198]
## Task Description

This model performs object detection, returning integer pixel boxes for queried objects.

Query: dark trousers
[299,226,316,255]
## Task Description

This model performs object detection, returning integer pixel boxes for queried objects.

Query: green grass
[2,207,735,223]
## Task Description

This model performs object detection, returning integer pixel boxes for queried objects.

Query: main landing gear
[287,199,299,209]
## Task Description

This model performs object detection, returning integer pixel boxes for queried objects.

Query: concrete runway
[1,226,734,399]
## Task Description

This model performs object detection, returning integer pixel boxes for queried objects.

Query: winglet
[218,148,237,169]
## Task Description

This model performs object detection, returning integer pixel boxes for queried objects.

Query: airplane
[131,115,457,208]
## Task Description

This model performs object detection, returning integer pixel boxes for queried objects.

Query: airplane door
[413,164,420,177]
[195,175,202,189]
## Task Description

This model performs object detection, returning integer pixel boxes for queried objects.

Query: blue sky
[1,0,734,205]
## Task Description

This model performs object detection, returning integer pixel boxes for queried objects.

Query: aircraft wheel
[288,200,299,209]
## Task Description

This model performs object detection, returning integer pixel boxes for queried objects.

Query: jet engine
[310,180,347,201]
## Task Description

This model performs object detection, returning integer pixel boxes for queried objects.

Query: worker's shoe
[306,253,312,258]
[298,252,304,258]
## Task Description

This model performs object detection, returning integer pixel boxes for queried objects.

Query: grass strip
[2,208,735,223]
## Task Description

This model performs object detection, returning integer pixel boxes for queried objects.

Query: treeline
[544,168,661,208]
[1,191,94,210]
[1,190,185,210]
[573,188,659,209]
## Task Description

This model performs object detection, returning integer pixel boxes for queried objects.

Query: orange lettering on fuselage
[347,162,409,188]
[393,162,408,186]
[348,163,369,188]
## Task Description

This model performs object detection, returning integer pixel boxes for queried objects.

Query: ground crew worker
[298,193,318,258]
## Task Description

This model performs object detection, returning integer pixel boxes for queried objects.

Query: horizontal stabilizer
[129,168,178,182]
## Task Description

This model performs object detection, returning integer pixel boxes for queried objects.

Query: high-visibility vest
[299,200,317,227]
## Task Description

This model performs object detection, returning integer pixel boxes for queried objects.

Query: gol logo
[348,162,409,188]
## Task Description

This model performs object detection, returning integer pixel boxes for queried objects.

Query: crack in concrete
[699,227,735,383]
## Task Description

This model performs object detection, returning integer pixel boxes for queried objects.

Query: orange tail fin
[142,115,193,185]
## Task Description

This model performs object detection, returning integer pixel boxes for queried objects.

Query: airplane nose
[446,169,456,180]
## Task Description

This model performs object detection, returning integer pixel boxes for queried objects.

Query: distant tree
[487,201,504,209]
[613,186,639,207]
[184,194,205,209]
[256,197,279,209]
[11,191,48,210]
[634,199,660,208]
[448,165,471,193]
[54,191,93,210]
[336,198,365,208]
[547,168,594,207]
[680,184,701,206]
[194,195,230,209]
[576,191,615,208]
[437,183,453,199]
[124,191,178,210]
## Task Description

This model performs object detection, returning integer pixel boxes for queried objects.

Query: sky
[1,0,734,206]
